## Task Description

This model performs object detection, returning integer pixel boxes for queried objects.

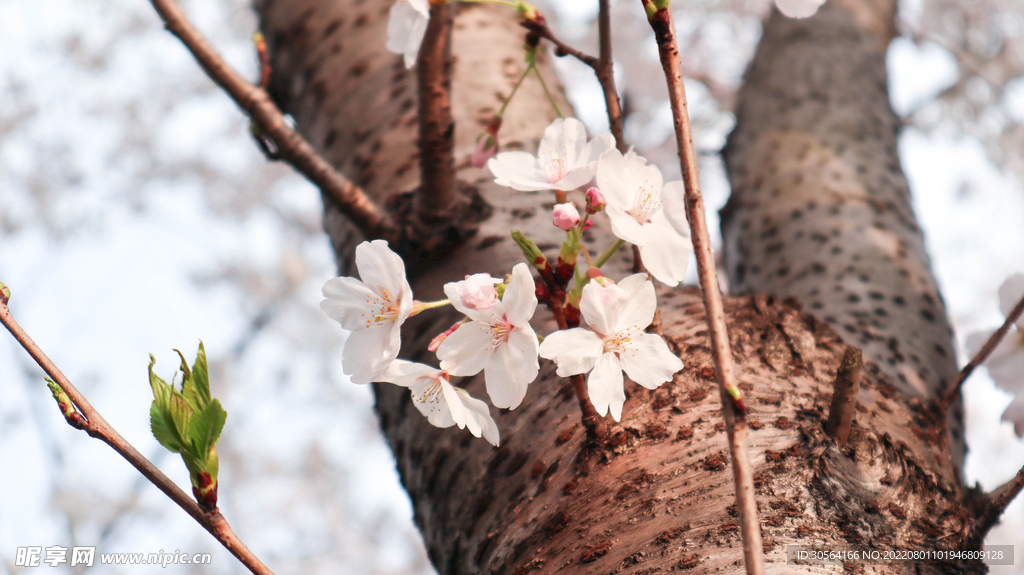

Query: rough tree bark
[255,0,983,573]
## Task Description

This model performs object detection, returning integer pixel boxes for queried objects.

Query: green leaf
[150,401,184,453]
[181,342,211,412]
[188,399,227,461]
[168,393,193,451]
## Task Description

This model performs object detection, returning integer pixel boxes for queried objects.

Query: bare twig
[596,0,626,152]
[416,1,458,216]
[825,347,864,445]
[0,299,274,575]
[524,14,625,149]
[530,25,598,67]
[940,292,1024,410]
[644,4,764,574]
[147,0,396,243]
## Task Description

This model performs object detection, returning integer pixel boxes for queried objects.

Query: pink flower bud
[459,273,500,311]
[585,187,606,214]
[552,203,581,231]
[472,135,498,168]
[472,116,503,168]
[583,218,593,231]
[428,321,464,352]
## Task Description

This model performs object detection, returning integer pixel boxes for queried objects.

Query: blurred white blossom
[386,0,430,68]
[967,274,1024,436]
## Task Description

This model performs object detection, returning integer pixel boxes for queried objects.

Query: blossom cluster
[320,117,688,446]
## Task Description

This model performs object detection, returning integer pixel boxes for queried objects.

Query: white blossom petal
[588,352,626,421]
[638,219,692,287]
[1001,395,1024,437]
[356,240,411,302]
[584,133,617,165]
[456,388,501,446]
[343,324,399,383]
[538,329,604,376]
[579,281,626,335]
[982,332,1024,394]
[488,152,554,191]
[484,329,539,409]
[615,274,658,330]
[661,180,690,237]
[320,277,380,331]
[605,206,649,246]
[618,332,684,389]
[595,148,636,207]
[386,0,429,68]
[437,322,494,376]
[379,359,438,387]
[998,273,1024,322]
[502,263,538,325]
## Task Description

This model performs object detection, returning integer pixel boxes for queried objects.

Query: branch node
[825,347,864,445]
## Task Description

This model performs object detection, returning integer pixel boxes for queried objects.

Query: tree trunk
[255,1,982,573]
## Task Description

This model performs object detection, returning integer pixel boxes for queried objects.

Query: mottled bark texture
[256,0,982,573]
[721,3,965,470]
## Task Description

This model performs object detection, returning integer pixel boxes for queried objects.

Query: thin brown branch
[941,292,1024,410]
[416,1,458,216]
[597,0,626,152]
[530,24,599,68]
[969,464,1024,545]
[147,0,396,243]
[825,347,864,445]
[645,5,764,575]
[0,299,274,575]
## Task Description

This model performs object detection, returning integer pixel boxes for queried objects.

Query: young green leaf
[189,399,227,460]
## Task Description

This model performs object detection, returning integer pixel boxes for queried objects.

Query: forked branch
[645,4,764,574]
[147,0,396,243]
[0,299,274,575]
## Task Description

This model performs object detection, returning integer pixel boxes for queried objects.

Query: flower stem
[532,65,563,118]
[594,239,625,269]
[411,299,452,316]
[498,62,532,118]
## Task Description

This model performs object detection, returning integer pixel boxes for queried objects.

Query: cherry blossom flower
[552,203,581,231]
[596,148,692,286]
[320,240,414,384]
[386,0,429,69]
[967,274,1024,436]
[538,274,683,421]
[487,117,615,192]
[438,263,540,409]
[379,360,500,446]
